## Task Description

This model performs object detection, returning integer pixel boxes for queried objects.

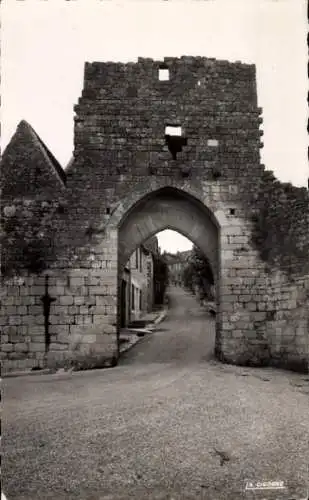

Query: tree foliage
[153,253,169,305]
[182,246,214,299]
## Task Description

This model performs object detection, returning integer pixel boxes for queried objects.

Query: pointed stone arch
[113,184,222,358]
[117,185,220,278]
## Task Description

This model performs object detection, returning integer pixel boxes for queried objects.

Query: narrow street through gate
[120,286,216,366]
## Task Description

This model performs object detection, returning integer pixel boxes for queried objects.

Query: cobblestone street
[2,287,309,499]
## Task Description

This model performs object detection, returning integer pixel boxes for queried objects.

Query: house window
[165,125,182,136]
[135,248,139,269]
[164,125,187,160]
[207,139,219,147]
[159,68,169,81]
[140,249,142,272]
[139,290,142,310]
[131,284,135,310]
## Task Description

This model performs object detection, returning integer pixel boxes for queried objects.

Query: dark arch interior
[119,186,219,231]
[117,186,220,348]
[118,186,219,275]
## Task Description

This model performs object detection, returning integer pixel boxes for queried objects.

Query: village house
[165,250,192,287]
[120,237,159,327]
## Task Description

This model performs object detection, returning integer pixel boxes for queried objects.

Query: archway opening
[116,187,221,361]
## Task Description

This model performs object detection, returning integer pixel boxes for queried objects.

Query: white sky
[1,0,307,253]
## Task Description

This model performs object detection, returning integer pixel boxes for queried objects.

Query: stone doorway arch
[118,186,220,274]
[114,185,221,357]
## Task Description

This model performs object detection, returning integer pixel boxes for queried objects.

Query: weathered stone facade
[121,240,157,326]
[165,250,191,286]
[1,56,308,373]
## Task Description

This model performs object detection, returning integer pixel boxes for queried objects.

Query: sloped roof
[142,235,159,256]
[1,120,66,194]
[65,155,75,171]
[18,120,66,185]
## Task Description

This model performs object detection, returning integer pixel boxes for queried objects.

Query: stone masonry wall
[1,56,308,373]
[0,121,67,278]
[0,268,118,373]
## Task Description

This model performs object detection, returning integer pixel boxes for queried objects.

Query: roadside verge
[119,305,168,356]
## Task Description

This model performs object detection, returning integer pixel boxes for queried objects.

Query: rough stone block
[33,316,45,325]
[28,305,43,315]
[239,295,252,302]
[69,277,85,287]
[95,296,108,306]
[29,326,44,336]
[9,316,22,326]
[232,330,243,338]
[2,343,13,352]
[257,302,266,311]
[15,343,29,353]
[1,296,15,306]
[49,315,61,326]
[75,315,93,326]
[67,285,88,296]
[17,306,28,315]
[8,352,28,360]
[49,343,68,351]
[21,296,36,306]
[221,295,235,303]
[83,316,93,326]
[23,315,36,325]
[6,286,20,297]
[49,325,70,335]
[5,306,17,315]
[92,306,106,315]
[81,334,97,344]
[30,286,45,295]
[89,286,109,296]
[68,306,80,315]
[59,296,74,306]
[74,296,86,306]
[57,333,70,344]
[251,312,267,321]
[49,286,65,295]
[34,352,45,360]
[29,343,45,352]
[79,306,90,315]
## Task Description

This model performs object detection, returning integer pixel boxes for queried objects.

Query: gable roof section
[143,235,159,255]
[28,122,66,185]
[1,120,66,198]
[65,155,75,171]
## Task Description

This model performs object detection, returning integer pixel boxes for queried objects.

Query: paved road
[2,287,309,500]
[120,287,216,366]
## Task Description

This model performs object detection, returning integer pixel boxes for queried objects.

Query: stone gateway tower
[1,56,308,374]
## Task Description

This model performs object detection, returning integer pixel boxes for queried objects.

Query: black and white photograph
[1,1,308,499]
